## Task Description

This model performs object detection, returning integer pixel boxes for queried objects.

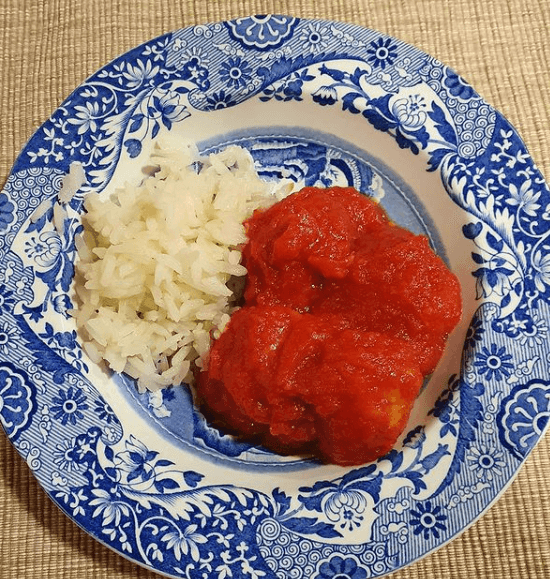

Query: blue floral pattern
[225,15,299,50]
[219,57,253,89]
[0,192,15,231]
[0,362,35,440]
[0,15,549,579]
[51,386,89,426]
[498,379,550,459]
[409,501,448,539]
[315,555,367,579]
[367,37,399,69]
[0,284,15,314]
[474,344,514,381]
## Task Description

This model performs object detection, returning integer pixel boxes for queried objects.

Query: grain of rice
[58,162,86,204]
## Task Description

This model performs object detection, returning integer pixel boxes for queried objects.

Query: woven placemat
[1,1,549,577]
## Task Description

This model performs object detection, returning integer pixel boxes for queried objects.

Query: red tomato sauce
[197,187,462,465]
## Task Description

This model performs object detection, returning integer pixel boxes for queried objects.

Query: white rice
[73,139,293,392]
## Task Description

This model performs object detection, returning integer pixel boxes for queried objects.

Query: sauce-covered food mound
[197,187,462,465]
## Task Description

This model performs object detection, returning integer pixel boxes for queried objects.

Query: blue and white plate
[1,15,549,578]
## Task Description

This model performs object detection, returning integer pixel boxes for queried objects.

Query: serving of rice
[73,140,293,392]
